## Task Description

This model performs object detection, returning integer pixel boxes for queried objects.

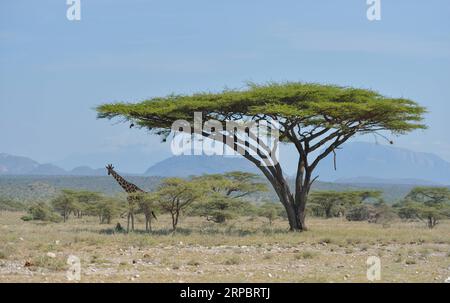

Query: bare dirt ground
[0,211,449,282]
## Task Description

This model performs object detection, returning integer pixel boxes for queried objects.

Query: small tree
[156,178,204,231]
[72,190,103,218]
[258,202,283,225]
[397,187,450,228]
[51,191,76,222]
[96,197,121,224]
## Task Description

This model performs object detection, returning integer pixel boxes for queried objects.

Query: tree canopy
[97,82,426,231]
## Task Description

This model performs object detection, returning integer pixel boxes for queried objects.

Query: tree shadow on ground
[98,226,289,236]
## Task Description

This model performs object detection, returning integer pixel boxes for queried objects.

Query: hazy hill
[315,142,450,184]
[144,155,260,177]
[144,142,450,185]
[0,153,39,174]
[0,153,106,176]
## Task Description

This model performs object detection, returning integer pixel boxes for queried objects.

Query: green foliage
[50,190,79,222]
[192,193,250,223]
[0,176,163,203]
[0,197,26,211]
[405,187,450,206]
[189,172,267,223]
[155,178,205,230]
[60,189,103,218]
[396,187,450,228]
[22,202,62,223]
[97,82,426,137]
[95,197,122,224]
[257,202,284,225]
[193,171,267,199]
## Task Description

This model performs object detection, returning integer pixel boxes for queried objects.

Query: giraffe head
[105,164,114,175]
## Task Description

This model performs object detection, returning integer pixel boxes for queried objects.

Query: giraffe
[106,164,157,232]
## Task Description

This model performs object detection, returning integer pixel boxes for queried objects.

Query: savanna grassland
[0,211,449,283]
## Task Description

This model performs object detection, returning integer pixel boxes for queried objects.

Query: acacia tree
[51,191,76,222]
[398,187,450,228]
[97,82,426,231]
[156,178,204,231]
[258,202,284,225]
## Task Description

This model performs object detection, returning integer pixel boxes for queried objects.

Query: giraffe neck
[110,170,143,193]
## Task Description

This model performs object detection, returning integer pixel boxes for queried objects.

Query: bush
[20,215,33,221]
[192,194,249,223]
[22,202,62,223]
[346,204,375,221]
[257,202,283,225]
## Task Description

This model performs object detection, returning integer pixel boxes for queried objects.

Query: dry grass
[0,211,449,282]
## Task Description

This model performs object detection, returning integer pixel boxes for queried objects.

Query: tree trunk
[171,213,176,231]
[273,177,308,232]
[127,213,130,233]
[427,216,436,229]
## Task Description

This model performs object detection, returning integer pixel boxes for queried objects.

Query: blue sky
[1,0,449,173]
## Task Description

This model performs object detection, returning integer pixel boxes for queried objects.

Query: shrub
[223,256,240,265]
[346,204,375,221]
[257,202,283,225]
[22,202,62,223]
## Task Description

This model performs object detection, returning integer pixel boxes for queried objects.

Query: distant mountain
[0,153,106,176]
[0,153,39,174]
[144,155,260,177]
[335,176,441,186]
[2,142,450,184]
[29,163,67,175]
[52,143,171,175]
[143,142,450,185]
[315,142,450,185]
